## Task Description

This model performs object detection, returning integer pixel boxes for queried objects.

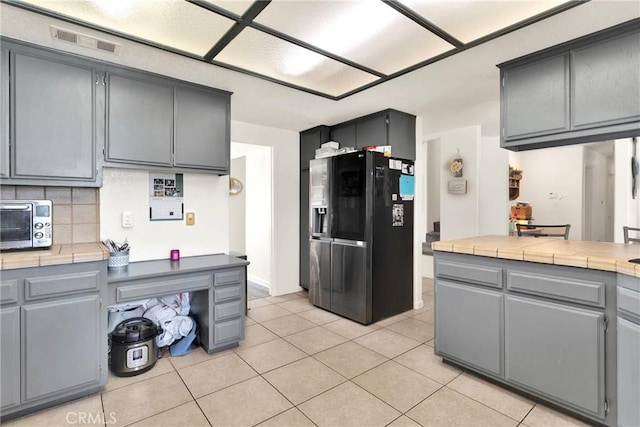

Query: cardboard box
[511,206,532,219]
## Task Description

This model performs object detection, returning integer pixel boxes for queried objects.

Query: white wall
[229,156,246,253]
[614,138,640,242]
[478,136,509,235]
[509,145,584,240]
[99,168,228,262]
[245,147,272,288]
[231,120,300,296]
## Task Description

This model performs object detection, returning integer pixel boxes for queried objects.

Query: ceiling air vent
[50,26,120,55]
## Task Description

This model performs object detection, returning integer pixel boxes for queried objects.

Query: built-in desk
[107,254,249,354]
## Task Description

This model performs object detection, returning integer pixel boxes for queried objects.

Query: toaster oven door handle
[0,205,31,210]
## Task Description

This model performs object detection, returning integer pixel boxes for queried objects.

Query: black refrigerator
[309,150,414,325]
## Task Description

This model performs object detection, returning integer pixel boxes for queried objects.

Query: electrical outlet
[186,212,195,226]
[121,211,133,228]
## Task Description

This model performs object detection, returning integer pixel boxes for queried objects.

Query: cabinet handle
[102,74,106,86]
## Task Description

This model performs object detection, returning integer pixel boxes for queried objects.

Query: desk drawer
[214,284,242,303]
[436,259,502,289]
[116,275,211,303]
[214,269,243,286]
[215,300,243,322]
[506,270,605,308]
[214,318,243,345]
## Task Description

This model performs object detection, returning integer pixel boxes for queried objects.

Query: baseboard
[248,275,270,288]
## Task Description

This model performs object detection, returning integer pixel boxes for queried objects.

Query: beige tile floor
[5,278,592,427]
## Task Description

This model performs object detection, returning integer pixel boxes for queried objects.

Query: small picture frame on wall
[448,180,467,194]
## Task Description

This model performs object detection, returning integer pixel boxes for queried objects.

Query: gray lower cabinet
[106,71,173,166]
[0,261,107,421]
[1,306,20,411]
[174,85,229,171]
[211,269,245,349]
[617,317,640,427]
[22,295,101,402]
[505,295,605,417]
[7,49,99,185]
[435,280,503,377]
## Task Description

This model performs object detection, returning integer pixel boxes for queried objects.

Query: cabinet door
[174,86,229,171]
[618,317,640,427]
[502,54,570,141]
[300,127,330,170]
[572,30,640,130]
[435,281,503,376]
[330,123,356,148]
[1,307,20,411]
[300,169,310,288]
[12,51,96,180]
[106,72,173,166]
[356,115,387,149]
[387,110,416,160]
[1,48,8,178]
[22,295,101,403]
[505,295,605,417]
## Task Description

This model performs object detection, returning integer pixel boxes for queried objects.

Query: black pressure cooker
[110,317,161,377]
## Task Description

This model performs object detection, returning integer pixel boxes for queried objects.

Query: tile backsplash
[1,185,99,245]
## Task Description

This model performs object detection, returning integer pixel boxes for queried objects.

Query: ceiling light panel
[16,0,236,56]
[254,0,455,75]
[214,28,379,97]
[202,0,254,17]
[398,0,570,44]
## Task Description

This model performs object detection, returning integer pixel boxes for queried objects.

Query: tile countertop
[432,235,640,278]
[0,243,110,270]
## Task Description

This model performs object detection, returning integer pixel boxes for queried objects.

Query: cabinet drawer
[214,285,242,303]
[1,279,18,305]
[436,260,502,289]
[214,318,243,345]
[618,286,640,322]
[506,270,605,307]
[116,275,211,303]
[214,269,242,286]
[215,300,243,322]
[25,270,100,301]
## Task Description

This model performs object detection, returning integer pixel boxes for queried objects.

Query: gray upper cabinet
[330,123,356,148]
[174,85,229,171]
[571,30,640,130]
[1,48,8,179]
[106,72,173,166]
[356,115,387,149]
[502,54,569,141]
[9,49,98,183]
[499,21,640,151]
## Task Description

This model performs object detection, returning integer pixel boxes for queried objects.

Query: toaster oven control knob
[34,222,44,229]
[34,232,44,239]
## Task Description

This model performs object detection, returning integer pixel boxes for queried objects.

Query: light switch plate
[186,212,195,226]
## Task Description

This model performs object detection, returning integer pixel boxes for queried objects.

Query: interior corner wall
[245,147,272,288]
[99,168,229,262]
[230,120,300,296]
[229,157,246,254]
[478,136,509,235]
[413,117,426,307]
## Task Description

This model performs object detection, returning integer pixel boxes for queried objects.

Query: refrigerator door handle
[332,238,367,247]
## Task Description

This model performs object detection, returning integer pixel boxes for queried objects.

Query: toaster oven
[0,200,53,250]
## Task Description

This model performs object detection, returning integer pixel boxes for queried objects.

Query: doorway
[230,142,273,299]
[583,141,615,242]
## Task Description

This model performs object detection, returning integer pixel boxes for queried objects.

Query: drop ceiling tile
[399,0,569,44]
[254,0,455,75]
[214,27,380,97]
[17,0,235,56]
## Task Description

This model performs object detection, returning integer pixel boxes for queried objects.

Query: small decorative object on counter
[104,238,130,269]
[170,249,180,261]
[450,148,463,177]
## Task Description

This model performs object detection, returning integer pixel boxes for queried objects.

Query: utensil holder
[108,249,130,270]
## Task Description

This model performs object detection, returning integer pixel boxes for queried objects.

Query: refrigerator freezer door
[331,240,368,324]
[309,238,331,310]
